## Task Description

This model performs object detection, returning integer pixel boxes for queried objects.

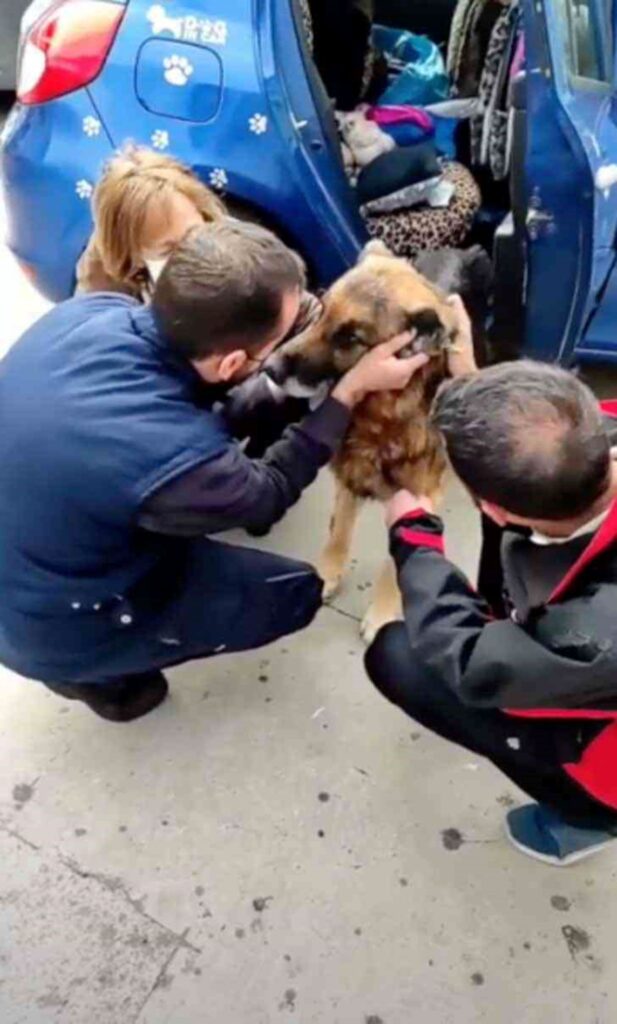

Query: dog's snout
[263,344,333,401]
[263,351,288,387]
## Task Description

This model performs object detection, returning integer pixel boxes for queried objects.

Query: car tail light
[17,0,125,105]
[15,260,39,286]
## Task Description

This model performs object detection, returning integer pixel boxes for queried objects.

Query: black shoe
[44,672,169,722]
[246,523,271,538]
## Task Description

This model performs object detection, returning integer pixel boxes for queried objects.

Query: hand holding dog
[332,332,429,409]
[386,490,435,529]
[446,295,477,378]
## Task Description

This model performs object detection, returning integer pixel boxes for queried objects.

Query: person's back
[0,292,230,681]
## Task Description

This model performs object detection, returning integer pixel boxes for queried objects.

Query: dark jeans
[41,540,323,687]
[365,622,617,830]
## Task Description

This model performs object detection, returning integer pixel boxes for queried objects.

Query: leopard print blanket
[365,163,481,259]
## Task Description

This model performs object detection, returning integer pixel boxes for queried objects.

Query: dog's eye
[333,324,365,349]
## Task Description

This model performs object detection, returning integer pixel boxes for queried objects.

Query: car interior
[297,0,528,359]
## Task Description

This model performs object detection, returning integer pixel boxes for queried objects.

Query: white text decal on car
[146,5,228,46]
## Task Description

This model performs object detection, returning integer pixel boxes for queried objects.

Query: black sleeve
[222,374,309,452]
[390,512,617,710]
[139,397,350,537]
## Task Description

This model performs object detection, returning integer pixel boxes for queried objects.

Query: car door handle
[526,207,555,238]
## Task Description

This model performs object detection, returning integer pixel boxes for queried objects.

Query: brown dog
[266,240,461,642]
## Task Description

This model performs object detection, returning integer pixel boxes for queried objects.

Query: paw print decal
[151,129,170,150]
[209,168,228,191]
[249,113,268,136]
[163,54,193,87]
[82,116,101,137]
[75,179,93,200]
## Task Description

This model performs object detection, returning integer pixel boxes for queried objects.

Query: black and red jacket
[390,403,617,810]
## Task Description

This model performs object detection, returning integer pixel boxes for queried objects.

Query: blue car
[2,0,617,365]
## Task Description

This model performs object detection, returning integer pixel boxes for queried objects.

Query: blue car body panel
[1,0,366,301]
[3,0,617,363]
[1,93,115,300]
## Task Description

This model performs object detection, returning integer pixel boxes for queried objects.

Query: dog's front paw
[320,573,343,603]
[360,610,380,646]
[317,552,347,602]
[360,606,399,647]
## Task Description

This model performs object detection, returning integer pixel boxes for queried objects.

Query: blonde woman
[76,145,225,299]
[77,144,322,462]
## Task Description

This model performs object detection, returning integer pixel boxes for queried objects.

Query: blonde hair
[91,144,225,285]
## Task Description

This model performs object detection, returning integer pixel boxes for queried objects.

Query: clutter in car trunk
[302,0,522,260]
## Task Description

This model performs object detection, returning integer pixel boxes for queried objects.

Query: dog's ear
[406,308,442,336]
[406,308,451,353]
[359,239,393,262]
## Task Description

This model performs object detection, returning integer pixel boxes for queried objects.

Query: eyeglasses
[246,353,269,370]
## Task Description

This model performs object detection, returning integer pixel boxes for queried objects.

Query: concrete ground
[2,149,617,1024]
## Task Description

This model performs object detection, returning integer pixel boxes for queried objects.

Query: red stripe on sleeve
[399,528,445,552]
[506,707,617,720]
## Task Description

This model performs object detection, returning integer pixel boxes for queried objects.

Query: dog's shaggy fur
[267,240,491,640]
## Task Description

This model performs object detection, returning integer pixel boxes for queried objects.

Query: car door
[522,0,617,363]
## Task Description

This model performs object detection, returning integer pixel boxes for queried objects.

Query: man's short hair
[432,360,611,520]
[152,220,306,359]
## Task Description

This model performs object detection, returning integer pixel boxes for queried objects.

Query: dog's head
[266,240,459,399]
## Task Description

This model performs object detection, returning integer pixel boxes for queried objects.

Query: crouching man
[0,221,427,723]
[366,359,617,865]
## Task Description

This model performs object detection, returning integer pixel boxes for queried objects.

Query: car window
[557,0,612,83]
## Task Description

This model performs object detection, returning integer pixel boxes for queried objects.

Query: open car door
[521,0,617,363]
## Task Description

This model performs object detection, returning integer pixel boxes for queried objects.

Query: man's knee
[227,544,323,631]
[266,564,323,638]
[365,621,445,718]
[292,567,324,628]
[364,622,412,703]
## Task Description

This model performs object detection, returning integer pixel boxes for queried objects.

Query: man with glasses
[0,220,427,722]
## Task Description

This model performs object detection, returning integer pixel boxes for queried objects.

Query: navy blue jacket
[0,294,346,680]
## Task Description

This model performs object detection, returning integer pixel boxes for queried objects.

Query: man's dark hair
[152,220,306,359]
[432,360,611,520]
